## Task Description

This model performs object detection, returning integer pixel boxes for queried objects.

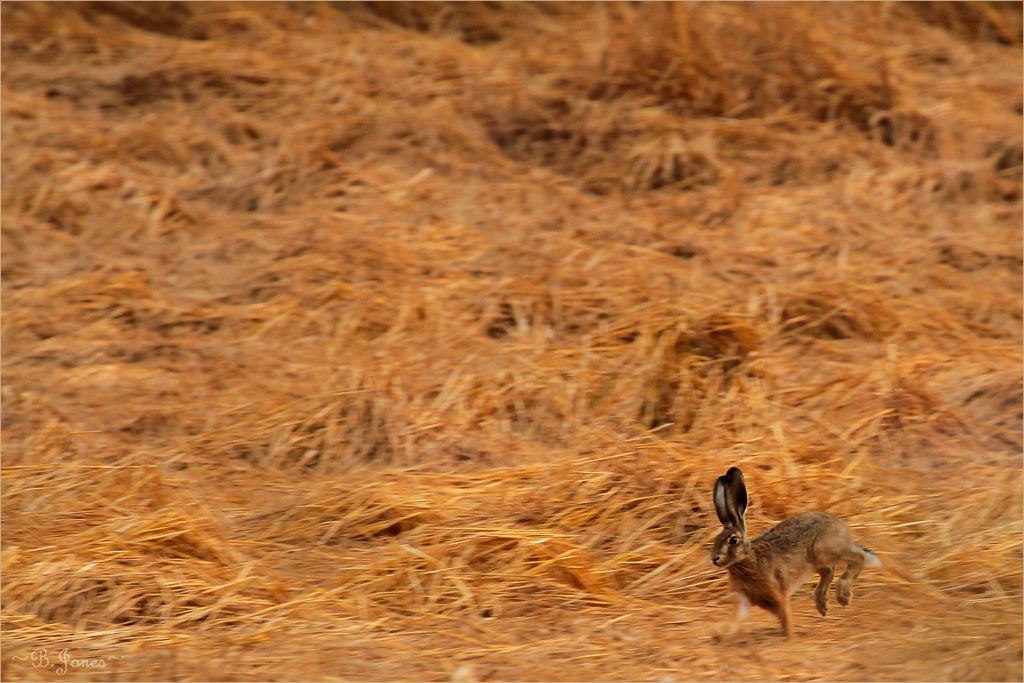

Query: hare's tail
[855,544,882,569]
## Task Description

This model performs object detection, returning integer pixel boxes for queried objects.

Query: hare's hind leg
[835,552,865,607]
[813,565,835,616]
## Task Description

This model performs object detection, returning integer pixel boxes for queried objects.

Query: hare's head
[710,467,750,567]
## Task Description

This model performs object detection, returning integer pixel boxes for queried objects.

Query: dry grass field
[2,2,1022,681]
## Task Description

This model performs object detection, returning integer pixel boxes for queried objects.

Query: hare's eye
[728,536,738,546]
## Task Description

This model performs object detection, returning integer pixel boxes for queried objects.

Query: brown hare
[710,467,880,639]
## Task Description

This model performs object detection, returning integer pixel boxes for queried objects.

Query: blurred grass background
[2,2,1021,681]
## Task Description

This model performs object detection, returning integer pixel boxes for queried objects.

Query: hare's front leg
[773,598,793,638]
[711,592,751,641]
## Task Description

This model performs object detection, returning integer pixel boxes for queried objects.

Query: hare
[709,467,880,639]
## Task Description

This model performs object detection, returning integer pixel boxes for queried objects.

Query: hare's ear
[713,476,731,527]
[723,467,748,533]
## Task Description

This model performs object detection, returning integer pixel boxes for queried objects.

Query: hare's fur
[710,468,880,639]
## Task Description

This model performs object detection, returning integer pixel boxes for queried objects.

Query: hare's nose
[712,556,720,566]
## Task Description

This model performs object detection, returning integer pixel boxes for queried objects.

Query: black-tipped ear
[723,467,748,531]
